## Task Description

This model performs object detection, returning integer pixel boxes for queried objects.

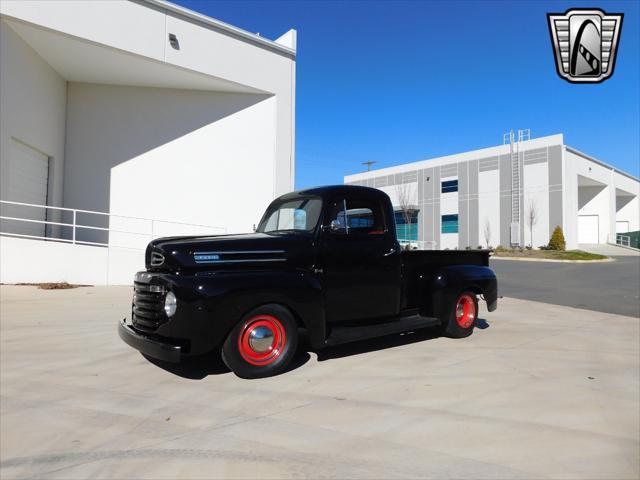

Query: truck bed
[401,249,491,268]
[400,249,492,310]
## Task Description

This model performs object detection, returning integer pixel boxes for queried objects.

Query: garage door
[0,140,49,237]
[578,215,599,244]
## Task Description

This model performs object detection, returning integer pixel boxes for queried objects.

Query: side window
[325,197,386,235]
[346,198,385,234]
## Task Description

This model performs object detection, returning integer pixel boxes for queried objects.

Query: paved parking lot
[492,255,640,317]
[1,285,639,479]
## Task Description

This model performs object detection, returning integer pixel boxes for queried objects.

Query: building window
[395,211,419,242]
[441,214,459,234]
[441,179,458,193]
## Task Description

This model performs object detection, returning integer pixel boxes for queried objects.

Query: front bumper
[118,319,181,363]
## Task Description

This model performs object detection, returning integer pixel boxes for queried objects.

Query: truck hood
[146,232,314,271]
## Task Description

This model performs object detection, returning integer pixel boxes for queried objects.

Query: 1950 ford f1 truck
[119,185,497,378]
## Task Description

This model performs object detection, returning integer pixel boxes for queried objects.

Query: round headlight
[164,291,177,317]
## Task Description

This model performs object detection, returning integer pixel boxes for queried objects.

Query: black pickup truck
[119,185,497,378]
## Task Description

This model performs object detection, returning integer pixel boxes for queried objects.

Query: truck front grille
[132,282,166,332]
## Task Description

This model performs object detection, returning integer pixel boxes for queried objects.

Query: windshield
[257,197,323,233]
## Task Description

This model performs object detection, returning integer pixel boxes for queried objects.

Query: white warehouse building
[0,0,296,284]
[345,133,639,251]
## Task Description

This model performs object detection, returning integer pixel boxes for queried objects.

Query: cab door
[319,195,402,323]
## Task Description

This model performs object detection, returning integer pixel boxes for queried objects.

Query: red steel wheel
[237,314,287,366]
[455,294,477,329]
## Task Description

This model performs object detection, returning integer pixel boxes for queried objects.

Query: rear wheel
[222,304,298,379]
[441,291,478,338]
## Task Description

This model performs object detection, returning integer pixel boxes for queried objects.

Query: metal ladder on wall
[503,129,530,247]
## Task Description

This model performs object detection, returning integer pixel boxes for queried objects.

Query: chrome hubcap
[248,326,274,353]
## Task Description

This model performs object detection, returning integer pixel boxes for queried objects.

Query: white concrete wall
[0,0,297,285]
[0,0,296,197]
[162,13,295,195]
[577,186,609,243]
[523,162,550,248]
[571,152,614,244]
[345,134,565,184]
[63,83,275,243]
[566,149,639,247]
[613,172,639,235]
[347,136,638,251]
[0,1,167,61]
[563,149,578,249]
[0,236,108,285]
[478,169,500,248]
[377,183,418,207]
[616,196,639,233]
[0,21,66,227]
[0,236,146,285]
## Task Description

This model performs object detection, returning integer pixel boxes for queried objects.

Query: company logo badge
[547,9,623,83]
[194,253,220,263]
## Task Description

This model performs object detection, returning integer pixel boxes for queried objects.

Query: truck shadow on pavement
[315,317,489,361]
[145,318,489,379]
[143,350,312,380]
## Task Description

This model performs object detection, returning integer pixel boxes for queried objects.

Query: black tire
[441,291,478,338]
[221,304,298,379]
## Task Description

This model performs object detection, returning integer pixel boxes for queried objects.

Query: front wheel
[441,291,478,338]
[221,304,298,379]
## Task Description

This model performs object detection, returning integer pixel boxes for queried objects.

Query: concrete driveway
[1,285,638,479]
[579,243,640,257]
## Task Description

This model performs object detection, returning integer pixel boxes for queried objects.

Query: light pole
[362,161,377,171]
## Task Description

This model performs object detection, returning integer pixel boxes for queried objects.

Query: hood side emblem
[150,251,165,267]
[193,250,285,264]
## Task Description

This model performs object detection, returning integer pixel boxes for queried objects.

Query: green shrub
[548,226,566,250]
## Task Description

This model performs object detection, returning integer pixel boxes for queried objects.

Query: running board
[324,315,441,346]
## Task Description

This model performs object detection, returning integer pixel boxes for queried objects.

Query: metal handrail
[0,199,226,230]
[0,216,153,236]
[616,234,631,247]
[0,199,226,247]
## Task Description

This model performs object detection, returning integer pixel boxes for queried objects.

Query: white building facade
[345,134,639,251]
[0,0,296,284]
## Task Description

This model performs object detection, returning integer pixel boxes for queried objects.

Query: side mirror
[324,219,346,234]
[330,220,342,232]
[322,220,346,234]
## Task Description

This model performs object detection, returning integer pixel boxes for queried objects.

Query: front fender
[156,269,325,354]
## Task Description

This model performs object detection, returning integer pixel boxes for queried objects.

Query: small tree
[548,226,566,250]
[526,200,538,248]
[483,217,492,248]
[395,183,414,245]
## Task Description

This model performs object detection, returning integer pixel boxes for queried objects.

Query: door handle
[383,246,397,257]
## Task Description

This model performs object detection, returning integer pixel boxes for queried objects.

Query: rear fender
[422,265,498,319]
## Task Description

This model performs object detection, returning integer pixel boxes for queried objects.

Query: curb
[491,256,614,264]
